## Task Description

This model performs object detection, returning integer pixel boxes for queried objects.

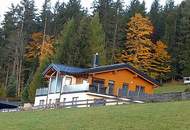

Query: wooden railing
[33,98,131,110]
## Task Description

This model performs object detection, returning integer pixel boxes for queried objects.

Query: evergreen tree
[149,0,165,41]
[54,18,79,66]
[174,0,190,77]
[20,0,37,34]
[6,74,17,97]
[126,0,146,18]
[93,0,125,64]
[88,13,106,65]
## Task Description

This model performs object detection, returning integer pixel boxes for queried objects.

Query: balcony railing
[36,88,48,96]
[61,83,89,93]
[36,82,89,96]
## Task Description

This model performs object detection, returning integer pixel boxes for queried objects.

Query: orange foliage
[117,13,171,78]
[25,32,54,63]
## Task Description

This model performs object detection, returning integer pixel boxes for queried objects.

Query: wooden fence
[33,98,131,110]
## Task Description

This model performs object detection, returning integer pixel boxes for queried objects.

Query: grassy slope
[154,82,189,94]
[0,101,190,130]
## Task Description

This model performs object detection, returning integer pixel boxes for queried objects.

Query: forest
[0,0,189,102]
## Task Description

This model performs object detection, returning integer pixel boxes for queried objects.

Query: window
[122,83,128,97]
[50,78,56,93]
[135,86,145,96]
[56,77,63,92]
[93,79,105,94]
[65,77,72,85]
[39,100,45,106]
[49,77,63,93]
[108,80,115,95]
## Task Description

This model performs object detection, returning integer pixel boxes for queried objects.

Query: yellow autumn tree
[118,13,154,73]
[25,32,54,63]
[25,32,55,101]
[150,41,171,79]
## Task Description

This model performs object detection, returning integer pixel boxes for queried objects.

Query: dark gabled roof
[43,63,160,86]
[43,64,87,75]
[86,63,160,86]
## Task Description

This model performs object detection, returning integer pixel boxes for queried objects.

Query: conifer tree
[54,18,79,66]
[88,13,106,65]
[174,0,190,77]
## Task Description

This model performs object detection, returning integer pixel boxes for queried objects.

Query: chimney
[92,53,99,68]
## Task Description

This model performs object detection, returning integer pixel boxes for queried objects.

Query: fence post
[117,98,119,105]
[87,99,89,107]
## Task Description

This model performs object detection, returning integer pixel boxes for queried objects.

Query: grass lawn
[0,101,190,130]
[154,82,189,94]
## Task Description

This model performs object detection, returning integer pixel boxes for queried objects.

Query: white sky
[0,0,183,20]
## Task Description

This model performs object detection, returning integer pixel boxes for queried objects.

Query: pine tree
[174,0,190,77]
[126,0,146,18]
[54,18,79,66]
[149,0,165,41]
[88,13,106,65]
[6,74,17,97]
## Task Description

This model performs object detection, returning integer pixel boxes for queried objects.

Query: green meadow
[0,101,189,130]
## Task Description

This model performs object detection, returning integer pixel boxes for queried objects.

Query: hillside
[0,101,190,130]
[155,82,188,94]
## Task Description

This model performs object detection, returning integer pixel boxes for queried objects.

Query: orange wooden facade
[87,69,158,95]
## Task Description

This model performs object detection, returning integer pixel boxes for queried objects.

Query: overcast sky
[0,0,183,20]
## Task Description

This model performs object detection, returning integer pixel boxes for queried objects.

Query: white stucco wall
[34,96,47,106]
[47,93,61,104]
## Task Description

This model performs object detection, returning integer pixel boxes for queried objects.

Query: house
[34,63,159,106]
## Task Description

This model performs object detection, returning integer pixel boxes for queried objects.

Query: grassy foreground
[0,101,190,130]
[154,82,188,94]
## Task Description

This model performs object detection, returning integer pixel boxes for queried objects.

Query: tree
[26,32,54,101]
[40,0,54,35]
[126,0,146,18]
[117,13,171,80]
[88,13,106,65]
[54,18,79,65]
[25,32,54,63]
[93,0,125,64]
[6,74,17,97]
[118,13,153,73]
[174,0,190,78]
[149,0,165,41]
[20,0,38,34]
[28,58,50,101]
[150,41,171,81]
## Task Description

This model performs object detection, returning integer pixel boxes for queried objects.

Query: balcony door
[122,83,128,97]
[93,79,104,94]
[108,80,115,95]
[49,77,63,93]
